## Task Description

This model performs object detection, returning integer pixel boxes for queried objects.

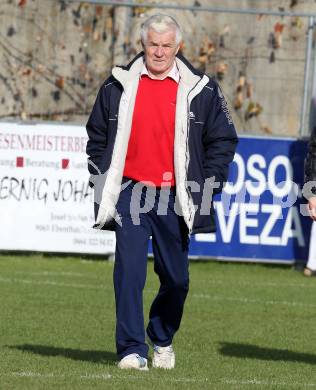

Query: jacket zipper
[185,78,202,232]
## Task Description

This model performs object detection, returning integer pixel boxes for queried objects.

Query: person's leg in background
[304,222,316,276]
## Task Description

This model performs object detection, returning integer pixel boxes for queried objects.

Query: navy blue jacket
[86,52,238,234]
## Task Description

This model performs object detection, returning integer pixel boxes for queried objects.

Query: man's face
[143,28,180,77]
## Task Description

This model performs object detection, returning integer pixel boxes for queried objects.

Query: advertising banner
[0,122,115,254]
[190,135,311,263]
[0,123,311,263]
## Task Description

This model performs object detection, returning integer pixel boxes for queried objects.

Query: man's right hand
[307,196,316,221]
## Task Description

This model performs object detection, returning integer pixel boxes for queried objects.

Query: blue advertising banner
[188,135,311,263]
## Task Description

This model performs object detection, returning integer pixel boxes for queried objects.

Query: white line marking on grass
[2,371,209,383]
[10,371,57,378]
[80,373,112,380]
[3,372,316,387]
[0,276,157,293]
[13,271,88,278]
[223,379,316,387]
[0,276,111,291]
[173,377,209,383]
[194,279,316,289]
[2,276,315,308]
[192,294,316,308]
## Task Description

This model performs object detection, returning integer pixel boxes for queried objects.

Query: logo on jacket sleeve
[218,86,233,125]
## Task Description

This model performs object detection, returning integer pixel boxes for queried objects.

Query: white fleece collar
[175,57,202,89]
[112,57,143,87]
[112,55,203,90]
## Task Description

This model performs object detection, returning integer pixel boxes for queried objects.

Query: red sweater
[123,76,178,186]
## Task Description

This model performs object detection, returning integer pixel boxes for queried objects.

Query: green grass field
[0,254,316,389]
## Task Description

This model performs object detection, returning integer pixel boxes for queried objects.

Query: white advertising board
[0,122,115,254]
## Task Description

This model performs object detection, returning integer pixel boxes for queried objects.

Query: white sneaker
[152,345,175,369]
[118,353,148,370]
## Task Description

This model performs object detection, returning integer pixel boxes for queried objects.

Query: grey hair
[140,14,182,45]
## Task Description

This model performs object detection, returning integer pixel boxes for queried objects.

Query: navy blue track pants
[113,179,190,359]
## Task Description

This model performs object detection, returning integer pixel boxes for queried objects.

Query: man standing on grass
[86,14,238,370]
